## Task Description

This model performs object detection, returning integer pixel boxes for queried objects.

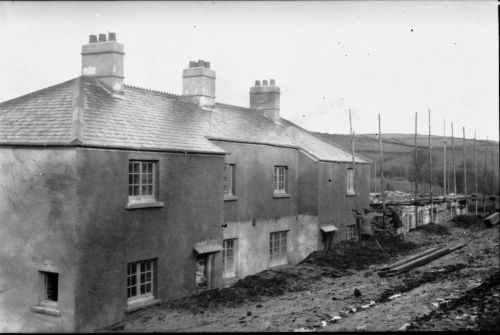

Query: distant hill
[314,132,499,195]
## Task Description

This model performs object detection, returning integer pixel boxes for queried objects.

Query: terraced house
[0,33,370,332]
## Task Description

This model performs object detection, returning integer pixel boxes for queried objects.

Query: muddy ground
[105,214,499,332]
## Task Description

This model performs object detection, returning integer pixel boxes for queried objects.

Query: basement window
[346,224,358,241]
[269,231,288,266]
[32,271,61,317]
[274,166,288,196]
[127,259,155,305]
[223,238,238,278]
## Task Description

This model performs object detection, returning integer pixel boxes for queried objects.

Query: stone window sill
[125,298,162,314]
[346,192,358,197]
[224,194,238,202]
[125,201,164,210]
[273,193,290,199]
[32,305,62,317]
[269,259,288,268]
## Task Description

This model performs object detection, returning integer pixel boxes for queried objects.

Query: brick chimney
[81,32,124,92]
[182,60,215,107]
[249,79,280,121]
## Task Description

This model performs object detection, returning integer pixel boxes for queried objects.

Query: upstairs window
[347,168,355,194]
[274,166,287,194]
[224,164,235,195]
[129,161,156,203]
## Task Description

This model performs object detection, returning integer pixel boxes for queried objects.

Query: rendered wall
[317,162,371,245]
[217,142,319,280]
[0,148,78,332]
[73,148,224,331]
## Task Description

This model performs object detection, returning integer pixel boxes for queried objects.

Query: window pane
[133,185,139,196]
[133,174,139,185]
[133,162,140,173]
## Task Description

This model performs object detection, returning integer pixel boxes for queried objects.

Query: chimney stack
[81,32,124,92]
[249,79,280,121]
[182,60,216,107]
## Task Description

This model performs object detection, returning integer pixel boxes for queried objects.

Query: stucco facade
[0,33,371,332]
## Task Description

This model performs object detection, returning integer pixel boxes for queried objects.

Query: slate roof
[0,77,369,163]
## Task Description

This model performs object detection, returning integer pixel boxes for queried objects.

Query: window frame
[346,167,355,195]
[128,160,158,204]
[269,230,288,265]
[39,271,58,306]
[127,259,155,305]
[223,238,238,278]
[274,166,288,194]
[224,164,236,196]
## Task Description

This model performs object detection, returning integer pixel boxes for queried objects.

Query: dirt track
[105,215,499,332]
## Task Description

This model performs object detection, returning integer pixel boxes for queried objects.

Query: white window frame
[127,259,155,305]
[128,161,157,204]
[347,168,355,194]
[224,164,235,195]
[274,166,287,194]
[223,238,238,278]
[269,231,288,265]
[346,225,358,241]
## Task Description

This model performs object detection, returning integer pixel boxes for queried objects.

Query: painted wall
[317,162,371,245]
[216,141,319,279]
[0,148,78,332]
[73,148,224,331]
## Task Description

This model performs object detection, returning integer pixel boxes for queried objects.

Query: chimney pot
[263,80,268,86]
[204,61,210,68]
[270,79,276,85]
[108,32,116,41]
[89,35,97,43]
[255,80,261,86]
[189,61,196,68]
[98,33,107,42]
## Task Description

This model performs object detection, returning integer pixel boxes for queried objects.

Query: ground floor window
[270,231,288,263]
[196,254,215,291]
[223,239,238,278]
[346,224,358,241]
[40,271,58,304]
[127,259,154,304]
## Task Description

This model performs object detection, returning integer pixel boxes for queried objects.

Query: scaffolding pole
[463,127,467,196]
[429,109,434,223]
[443,119,447,196]
[414,112,418,227]
[483,137,488,213]
[474,131,477,216]
[378,114,386,231]
[451,123,456,195]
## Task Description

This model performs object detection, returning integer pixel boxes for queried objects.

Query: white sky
[0,1,498,140]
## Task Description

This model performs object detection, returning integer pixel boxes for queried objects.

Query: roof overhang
[320,225,339,233]
[193,240,223,255]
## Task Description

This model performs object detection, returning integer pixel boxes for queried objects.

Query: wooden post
[483,137,488,213]
[429,109,434,223]
[414,112,419,227]
[443,119,447,197]
[463,127,467,196]
[451,123,456,195]
[378,114,386,231]
[349,110,360,241]
[474,131,477,216]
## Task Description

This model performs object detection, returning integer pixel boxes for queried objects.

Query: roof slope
[0,77,369,163]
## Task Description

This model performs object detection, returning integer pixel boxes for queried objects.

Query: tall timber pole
[428,109,434,223]
[414,112,419,226]
[443,119,447,197]
[492,151,496,197]
[463,127,467,196]
[451,123,457,195]
[483,137,488,213]
[349,109,360,241]
[474,131,477,216]
[378,114,386,231]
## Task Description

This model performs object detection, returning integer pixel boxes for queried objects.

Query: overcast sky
[0,1,498,140]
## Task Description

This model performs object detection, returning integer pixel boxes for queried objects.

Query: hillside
[314,132,499,195]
